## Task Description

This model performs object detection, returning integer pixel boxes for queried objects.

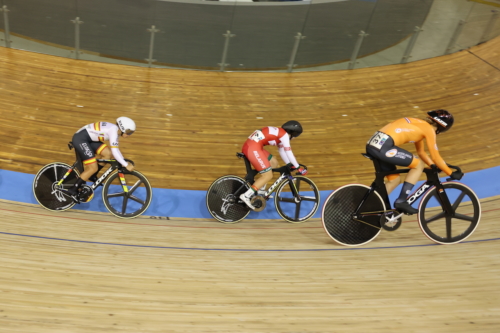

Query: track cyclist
[64,117,136,200]
[239,120,308,210]
[365,109,463,215]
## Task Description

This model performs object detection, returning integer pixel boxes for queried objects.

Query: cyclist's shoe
[394,201,418,215]
[88,175,104,186]
[239,193,256,210]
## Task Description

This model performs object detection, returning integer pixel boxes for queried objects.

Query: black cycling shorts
[72,129,107,165]
[366,132,415,173]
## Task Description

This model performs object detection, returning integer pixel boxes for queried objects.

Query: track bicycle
[206,152,320,223]
[321,153,481,246]
[32,142,153,219]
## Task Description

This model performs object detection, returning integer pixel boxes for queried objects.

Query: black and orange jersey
[380,117,452,175]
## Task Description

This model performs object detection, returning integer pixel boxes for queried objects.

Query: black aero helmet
[427,109,454,134]
[282,120,303,138]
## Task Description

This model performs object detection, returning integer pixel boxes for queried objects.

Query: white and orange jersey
[77,122,128,167]
[247,126,299,168]
[380,117,452,175]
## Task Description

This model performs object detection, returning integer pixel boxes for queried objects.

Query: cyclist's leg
[367,138,420,214]
[95,144,110,163]
[366,143,399,194]
[88,143,109,181]
[258,154,279,194]
[383,151,422,214]
[68,131,99,196]
[240,143,273,209]
[404,159,425,185]
[385,175,400,195]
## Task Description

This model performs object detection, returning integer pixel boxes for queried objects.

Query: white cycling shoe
[239,193,256,210]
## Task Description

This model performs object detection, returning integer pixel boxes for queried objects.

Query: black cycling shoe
[89,174,104,186]
[394,201,418,215]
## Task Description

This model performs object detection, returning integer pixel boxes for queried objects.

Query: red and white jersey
[77,122,128,167]
[247,127,299,168]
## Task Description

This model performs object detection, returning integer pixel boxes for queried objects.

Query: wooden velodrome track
[0,35,500,332]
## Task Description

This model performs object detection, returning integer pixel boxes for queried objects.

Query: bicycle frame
[237,153,300,202]
[261,171,297,199]
[356,155,455,219]
[56,159,130,194]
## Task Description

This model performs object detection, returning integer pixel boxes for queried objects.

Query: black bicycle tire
[417,182,481,244]
[206,175,251,223]
[102,170,153,219]
[274,176,320,223]
[321,184,385,246]
[32,162,79,212]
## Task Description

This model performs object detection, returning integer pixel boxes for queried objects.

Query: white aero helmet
[116,116,136,135]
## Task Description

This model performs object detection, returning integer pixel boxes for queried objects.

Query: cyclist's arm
[424,128,452,175]
[414,140,434,166]
[278,134,299,168]
[108,131,129,167]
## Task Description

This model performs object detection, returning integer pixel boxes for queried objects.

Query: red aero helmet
[427,109,454,134]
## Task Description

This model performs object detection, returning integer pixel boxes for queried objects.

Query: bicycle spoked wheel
[102,170,153,219]
[418,182,481,244]
[206,175,251,223]
[274,176,320,223]
[32,162,79,211]
[321,184,384,246]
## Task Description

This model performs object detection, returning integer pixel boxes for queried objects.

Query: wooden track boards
[0,37,500,190]
[0,197,499,332]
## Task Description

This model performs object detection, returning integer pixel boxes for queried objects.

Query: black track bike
[32,142,153,219]
[321,153,481,246]
[206,152,320,223]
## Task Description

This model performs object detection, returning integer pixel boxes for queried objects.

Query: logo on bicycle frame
[264,174,287,197]
[91,166,114,188]
[407,184,431,204]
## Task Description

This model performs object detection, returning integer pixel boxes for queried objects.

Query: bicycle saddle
[361,153,374,160]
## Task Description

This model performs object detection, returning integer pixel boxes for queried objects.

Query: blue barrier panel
[1,166,498,219]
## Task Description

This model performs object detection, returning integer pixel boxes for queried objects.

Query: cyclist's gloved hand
[450,170,464,180]
[297,166,308,175]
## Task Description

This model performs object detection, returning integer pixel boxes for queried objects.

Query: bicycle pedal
[62,191,80,204]
[384,220,399,228]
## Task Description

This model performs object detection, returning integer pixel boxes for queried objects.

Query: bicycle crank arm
[251,195,266,212]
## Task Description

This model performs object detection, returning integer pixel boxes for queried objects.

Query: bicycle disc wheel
[102,170,153,219]
[418,182,481,244]
[321,184,385,246]
[206,175,251,223]
[274,176,320,223]
[32,162,79,211]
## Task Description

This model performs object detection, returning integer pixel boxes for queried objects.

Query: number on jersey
[249,130,265,142]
